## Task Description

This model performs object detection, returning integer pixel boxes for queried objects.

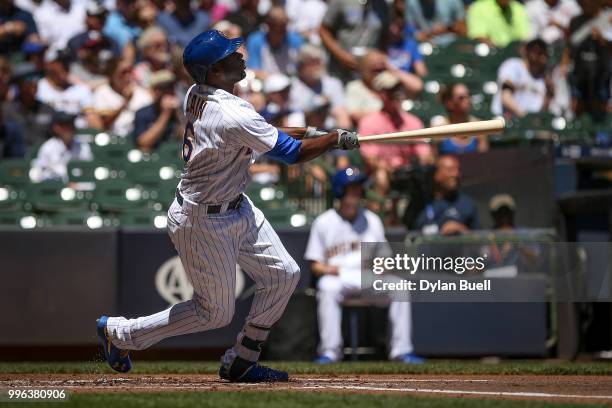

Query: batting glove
[335,129,360,150]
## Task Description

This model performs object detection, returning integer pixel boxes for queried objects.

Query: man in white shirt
[491,39,554,117]
[526,0,581,44]
[92,59,153,137]
[31,111,92,183]
[33,0,86,51]
[36,49,98,128]
[289,44,351,129]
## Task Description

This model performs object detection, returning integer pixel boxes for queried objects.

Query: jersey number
[182,122,194,162]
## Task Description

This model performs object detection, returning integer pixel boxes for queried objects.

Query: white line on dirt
[299,385,612,400]
[299,378,491,383]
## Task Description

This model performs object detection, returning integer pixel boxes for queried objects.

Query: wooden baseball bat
[358,118,505,143]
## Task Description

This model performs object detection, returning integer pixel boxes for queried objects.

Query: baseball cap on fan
[489,194,516,212]
[86,0,107,16]
[372,71,400,91]
[263,73,291,94]
[150,69,176,89]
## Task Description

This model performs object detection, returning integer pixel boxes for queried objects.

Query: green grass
[1,360,611,376]
[7,392,611,408]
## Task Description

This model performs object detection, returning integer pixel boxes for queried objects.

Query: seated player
[305,167,424,364]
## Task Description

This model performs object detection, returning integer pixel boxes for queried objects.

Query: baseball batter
[305,168,423,363]
[96,30,360,382]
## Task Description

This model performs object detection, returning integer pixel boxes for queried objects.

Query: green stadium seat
[25,141,43,161]
[158,142,185,167]
[245,183,288,208]
[49,212,116,228]
[0,185,25,212]
[125,161,181,190]
[67,160,119,183]
[262,205,309,228]
[0,211,47,228]
[93,180,149,212]
[91,142,135,164]
[116,209,168,228]
[150,179,179,209]
[0,159,30,186]
[26,182,92,212]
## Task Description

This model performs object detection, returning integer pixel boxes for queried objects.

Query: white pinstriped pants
[106,195,301,350]
[317,275,413,361]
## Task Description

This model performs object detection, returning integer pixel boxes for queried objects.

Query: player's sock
[233,324,270,363]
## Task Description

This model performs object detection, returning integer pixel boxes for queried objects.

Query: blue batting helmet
[332,167,367,198]
[183,30,244,84]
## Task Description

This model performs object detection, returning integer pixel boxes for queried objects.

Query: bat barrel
[358,118,506,143]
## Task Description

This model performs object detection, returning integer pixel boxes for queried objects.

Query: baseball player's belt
[176,189,243,214]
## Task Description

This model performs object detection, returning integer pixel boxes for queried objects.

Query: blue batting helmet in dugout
[332,167,367,198]
[183,30,244,84]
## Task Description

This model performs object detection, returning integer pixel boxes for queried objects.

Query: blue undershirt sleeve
[264,129,302,164]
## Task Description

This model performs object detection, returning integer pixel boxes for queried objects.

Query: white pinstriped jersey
[179,84,279,204]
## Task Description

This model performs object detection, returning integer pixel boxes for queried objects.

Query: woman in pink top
[358,71,433,199]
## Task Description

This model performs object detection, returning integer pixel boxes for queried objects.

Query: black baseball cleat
[219,356,288,383]
[96,316,132,373]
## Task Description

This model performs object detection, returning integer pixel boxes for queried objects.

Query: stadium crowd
[0,0,609,230]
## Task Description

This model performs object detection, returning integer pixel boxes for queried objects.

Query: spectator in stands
[31,111,92,183]
[261,73,304,127]
[225,0,262,39]
[133,70,183,151]
[2,62,53,148]
[157,0,211,48]
[405,0,467,44]
[562,0,610,120]
[133,26,172,89]
[0,106,25,158]
[386,14,428,77]
[0,0,38,56]
[92,59,153,137]
[433,83,489,154]
[319,0,389,82]
[359,71,432,198]
[414,155,480,235]
[33,0,86,51]
[286,0,327,43]
[67,1,120,63]
[346,49,423,123]
[36,49,100,128]
[69,31,116,90]
[489,194,516,230]
[103,0,142,51]
[467,0,531,47]
[21,39,47,72]
[289,44,351,129]
[526,0,581,45]
[491,39,554,118]
[305,167,422,364]
[200,0,230,23]
[212,19,243,40]
[246,7,304,78]
[0,55,10,102]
